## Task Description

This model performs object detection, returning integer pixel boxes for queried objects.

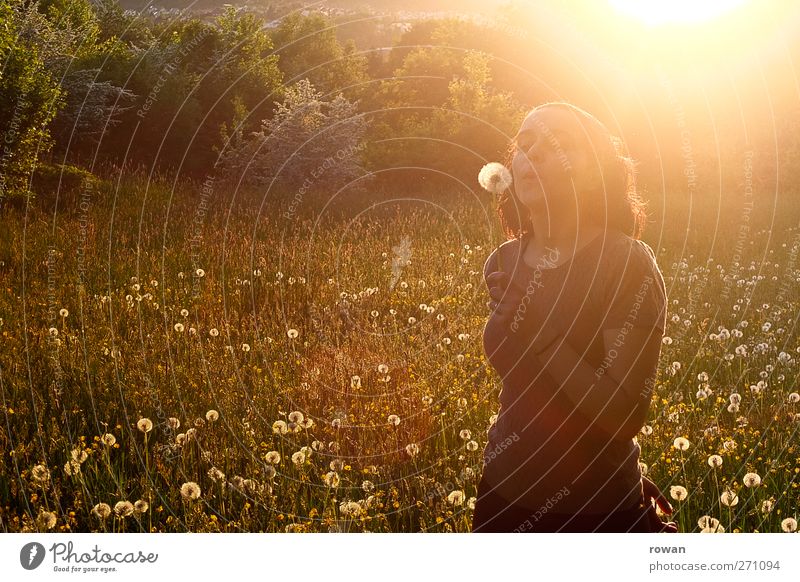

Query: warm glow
[609,0,748,26]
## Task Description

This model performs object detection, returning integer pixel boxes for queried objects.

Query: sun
[609,0,749,26]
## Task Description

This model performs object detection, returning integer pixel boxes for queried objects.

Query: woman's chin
[518,188,547,208]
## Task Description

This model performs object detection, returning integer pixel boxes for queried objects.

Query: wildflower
[405,443,420,456]
[698,515,722,531]
[241,343,250,352]
[195,268,205,278]
[330,459,345,471]
[288,411,304,423]
[207,467,226,482]
[669,486,688,501]
[37,510,57,530]
[743,472,761,488]
[789,393,800,403]
[459,429,471,440]
[59,308,69,317]
[31,464,50,484]
[639,462,648,476]
[209,328,219,337]
[92,503,112,519]
[362,480,375,492]
[205,409,219,422]
[781,517,797,532]
[137,418,153,433]
[339,500,362,517]
[114,501,134,517]
[377,363,389,374]
[291,451,306,466]
[387,414,400,426]
[477,162,513,194]
[673,437,690,451]
[71,448,88,463]
[180,308,189,317]
[63,460,81,476]
[447,490,465,505]
[350,375,361,389]
[761,499,775,513]
[180,482,201,500]
[720,489,739,507]
[466,440,479,451]
[324,471,340,487]
[167,417,180,430]
[134,500,149,514]
[272,420,288,434]
[287,328,299,339]
[707,455,723,468]
[101,433,116,446]
[641,425,653,436]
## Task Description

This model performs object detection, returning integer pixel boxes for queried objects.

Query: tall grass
[1,173,798,532]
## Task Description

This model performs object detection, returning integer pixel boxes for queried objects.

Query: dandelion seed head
[673,437,690,451]
[180,481,201,500]
[478,162,513,194]
[92,503,112,519]
[720,489,739,507]
[447,490,465,505]
[36,510,57,530]
[669,485,688,501]
[137,418,153,433]
[743,472,761,488]
[114,500,134,517]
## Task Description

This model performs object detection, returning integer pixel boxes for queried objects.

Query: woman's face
[511,106,597,214]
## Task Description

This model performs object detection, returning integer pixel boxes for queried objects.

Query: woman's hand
[486,270,562,351]
[486,271,516,319]
[642,476,678,533]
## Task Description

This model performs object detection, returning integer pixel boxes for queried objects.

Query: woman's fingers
[642,476,673,515]
[486,271,509,286]
[488,285,506,302]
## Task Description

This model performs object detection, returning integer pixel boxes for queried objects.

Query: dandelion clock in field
[478,162,512,195]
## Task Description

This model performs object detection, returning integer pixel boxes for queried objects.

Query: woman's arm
[531,325,662,442]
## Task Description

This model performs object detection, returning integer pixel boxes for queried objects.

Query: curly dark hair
[496,101,649,241]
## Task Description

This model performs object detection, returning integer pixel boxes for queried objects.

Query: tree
[0,0,64,203]
[218,78,371,196]
[269,11,369,102]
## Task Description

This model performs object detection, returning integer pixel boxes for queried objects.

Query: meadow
[0,174,798,533]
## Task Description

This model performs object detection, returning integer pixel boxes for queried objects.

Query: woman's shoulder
[483,235,525,279]
[601,232,660,268]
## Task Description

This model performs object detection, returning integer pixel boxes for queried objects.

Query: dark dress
[472,230,668,533]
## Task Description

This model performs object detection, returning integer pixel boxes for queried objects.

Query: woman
[472,102,677,533]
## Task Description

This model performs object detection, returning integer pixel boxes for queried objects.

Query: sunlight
[609,0,749,26]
